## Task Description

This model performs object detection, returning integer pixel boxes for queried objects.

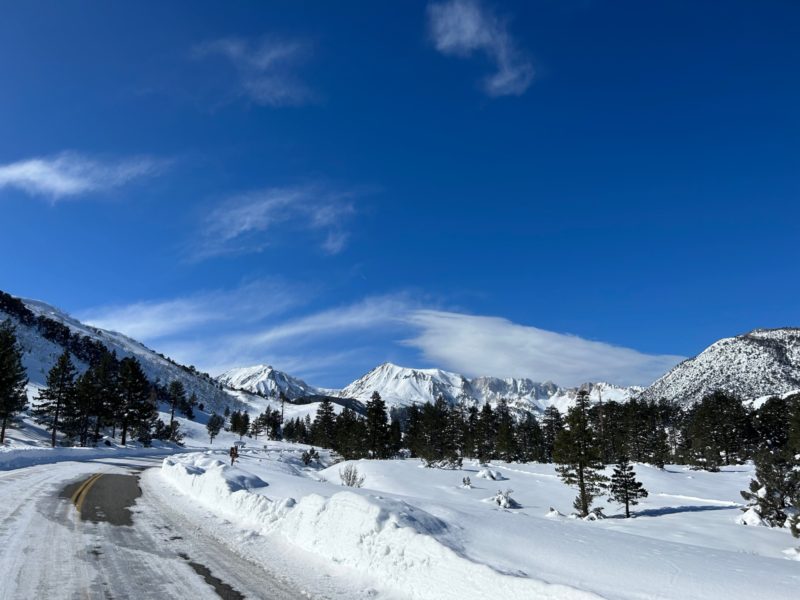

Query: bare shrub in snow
[340,463,365,488]
[462,476,472,489]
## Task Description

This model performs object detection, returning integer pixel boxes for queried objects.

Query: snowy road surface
[0,456,306,600]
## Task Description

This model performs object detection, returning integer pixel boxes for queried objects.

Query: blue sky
[1,0,798,388]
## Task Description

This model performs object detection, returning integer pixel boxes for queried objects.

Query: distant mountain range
[220,360,640,414]
[218,329,800,413]
[3,289,798,416]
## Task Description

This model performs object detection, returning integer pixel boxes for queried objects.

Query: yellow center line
[71,473,104,512]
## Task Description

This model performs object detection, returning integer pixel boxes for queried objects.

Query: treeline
[263,385,800,473]
[0,319,197,446]
[282,392,401,459]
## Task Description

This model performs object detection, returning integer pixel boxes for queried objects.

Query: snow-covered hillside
[0,290,242,413]
[641,328,800,404]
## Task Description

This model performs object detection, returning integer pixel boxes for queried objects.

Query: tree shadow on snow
[624,504,739,518]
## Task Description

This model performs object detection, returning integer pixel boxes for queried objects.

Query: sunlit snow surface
[161,446,800,600]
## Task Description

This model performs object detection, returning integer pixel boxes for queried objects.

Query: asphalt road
[0,457,308,600]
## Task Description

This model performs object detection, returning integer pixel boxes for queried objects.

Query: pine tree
[686,391,752,470]
[91,350,119,443]
[180,391,198,420]
[365,391,391,458]
[117,357,153,445]
[476,403,497,463]
[541,406,563,463]
[753,397,790,451]
[167,380,186,431]
[36,350,77,447]
[554,390,608,517]
[66,368,99,446]
[741,450,798,527]
[608,458,648,517]
[206,413,224,444]
[313,398,337,449]
[495,399,517,462]
[787,393,800,455]
[516,413,544,462]
[335,407,366,459]
[0,320,28,444]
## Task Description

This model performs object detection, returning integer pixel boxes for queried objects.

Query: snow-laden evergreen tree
[0,320,28,444]
[206,413,224,443]
[36,350,77,447]
[313,398,337,449]
[554,390,608,517]
[608,458,648,517]
[365,391,391,458]
[753,396,790,451]
[740,450,798,527]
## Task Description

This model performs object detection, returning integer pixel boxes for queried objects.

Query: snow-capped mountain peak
[217,364,317,399]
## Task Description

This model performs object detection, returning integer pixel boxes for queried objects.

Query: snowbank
[161,453,600,600]
[0,444,175,471]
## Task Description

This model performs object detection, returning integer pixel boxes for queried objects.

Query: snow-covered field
[159,446,800,600]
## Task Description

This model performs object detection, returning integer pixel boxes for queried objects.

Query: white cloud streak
[0,152,165,200]
[192,36,315,106]
[404,310,683,387]
[427,0,534,97]
[195,185,356,260]
[79,280,301,341]
[81,286,682,388]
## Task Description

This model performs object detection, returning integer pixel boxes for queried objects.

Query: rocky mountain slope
[640,328,800,403]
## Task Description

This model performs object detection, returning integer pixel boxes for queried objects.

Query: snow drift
[161,453,599,600]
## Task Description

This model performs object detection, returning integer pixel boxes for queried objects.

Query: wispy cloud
[192,36,315,106]
[194,185,357,260]
[0,152,165,200]
[403,310,683,387]
[81,285,681,388]
[79,280,302,341]
[427,0,534,97]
